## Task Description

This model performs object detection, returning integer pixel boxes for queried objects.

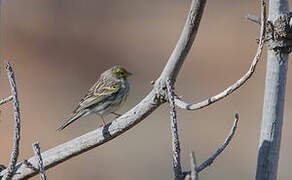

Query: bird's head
[110,66,132,80]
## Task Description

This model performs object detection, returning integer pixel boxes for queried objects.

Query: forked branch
[184,113,239,180]
[0,0,266,179]
[195,113,239,173]
[175,0,266,111]
[0,0,206,179]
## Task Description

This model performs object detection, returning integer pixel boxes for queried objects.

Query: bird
[57,66,132,131]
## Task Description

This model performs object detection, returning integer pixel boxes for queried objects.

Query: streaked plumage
[57,66,131,131]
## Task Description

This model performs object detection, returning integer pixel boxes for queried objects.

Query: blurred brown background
[0,0,292,179]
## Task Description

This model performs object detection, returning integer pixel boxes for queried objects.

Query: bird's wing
[73,79,122,113]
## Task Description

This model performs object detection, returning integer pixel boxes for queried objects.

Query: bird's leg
[100,116,106,126]
[111,112,121,118]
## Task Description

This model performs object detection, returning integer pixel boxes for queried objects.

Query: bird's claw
[111,112,122,118]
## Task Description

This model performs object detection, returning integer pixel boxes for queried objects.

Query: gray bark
[32,142,47,180]
[166,80,182,180]
[174,0,267,111]
[255,0,289,180]
[0,0,206,179]
[2,62,21,180]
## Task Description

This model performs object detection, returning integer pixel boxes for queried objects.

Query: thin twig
[0,96,13,106]
[167,79,182,180]
[32,142,47,180]
[174,0,266,111]
[190,152,198,180]
[247,14,261,24]
[2,61,21,180]
[183,113,239,179]
[195,113,239,172]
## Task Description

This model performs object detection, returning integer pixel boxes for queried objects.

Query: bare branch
[183,113,239,179]
[0,0,207,179]
[158,0,206,83]
[190,152,198,180]
[167,79,182,180]
[247,14,261,24]
[32,142,47,180]
[174,0,266,111]
[2,61,21,180]
[195,113,239,172]
[256,0,288,179]
[0,96,13,106]
[0,91,159,179]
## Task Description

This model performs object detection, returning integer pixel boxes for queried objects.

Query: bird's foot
[111,112,122,118]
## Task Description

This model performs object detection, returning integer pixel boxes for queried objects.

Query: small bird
[57,66,132,131]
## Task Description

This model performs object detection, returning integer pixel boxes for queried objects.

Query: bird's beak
[127,72,133,76]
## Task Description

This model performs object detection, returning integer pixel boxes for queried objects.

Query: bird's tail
[57,111,87,131]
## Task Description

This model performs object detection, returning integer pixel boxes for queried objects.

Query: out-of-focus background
[0,0,291,179]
